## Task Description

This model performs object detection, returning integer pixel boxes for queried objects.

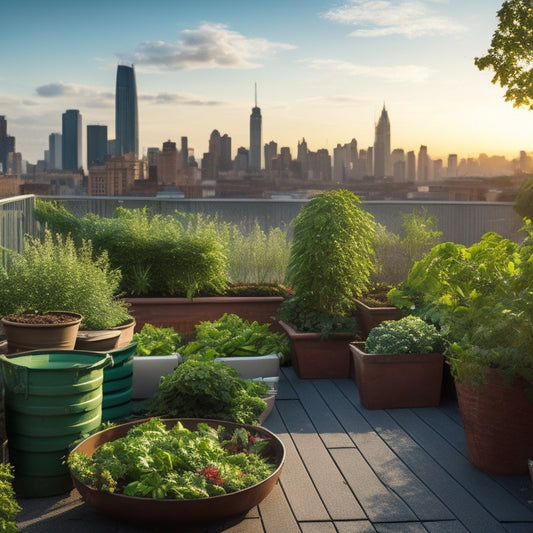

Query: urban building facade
[249,86,262,171]
[373,105,391,178]
[87,125,108,167]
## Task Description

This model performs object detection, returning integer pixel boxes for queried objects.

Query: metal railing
[0,195,524,267]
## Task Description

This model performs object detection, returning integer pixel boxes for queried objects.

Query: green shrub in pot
[277,189,376,339]
[0,231,131,330]
[365,315,443,355]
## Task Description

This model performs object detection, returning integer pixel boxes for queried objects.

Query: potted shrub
[131,324,183,400]
[389,227,533,475]
[144,359,272,425]
[0,231,131,353]
[276,190,376,378]
[349,315,444,409]
[179,313,288,379]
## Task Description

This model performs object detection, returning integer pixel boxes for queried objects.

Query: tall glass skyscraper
[373,104,391,178]
[115,64,139,157]
[62,109,82,172]
[87,125,108,167]
[249,84,262,171]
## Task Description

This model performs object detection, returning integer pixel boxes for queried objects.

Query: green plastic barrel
[0,351,112,497]
[101,343,136,422]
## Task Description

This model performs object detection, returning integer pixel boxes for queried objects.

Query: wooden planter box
[126,296,284,340]
[354,299,403,339]
[350,341,443,409]
[278,320,355,379]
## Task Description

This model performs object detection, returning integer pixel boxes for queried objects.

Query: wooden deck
[16,366,533,533]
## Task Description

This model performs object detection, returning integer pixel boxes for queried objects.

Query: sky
[1,0,532,167]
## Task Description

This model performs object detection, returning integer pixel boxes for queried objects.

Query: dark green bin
[0,351,112,497]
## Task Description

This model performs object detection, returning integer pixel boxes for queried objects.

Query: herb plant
[179,313,289,361]
[133,324,182,356]
[68,418,276,499]
[364,315,443,355]
[277,189,375,338]
[0,463,21,533]
[0,231,131,330]
[146,359,269,425]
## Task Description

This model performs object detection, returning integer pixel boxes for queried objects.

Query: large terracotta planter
[69,417,285,528]
[278,320,355,379]
[75,318,137,352]
[1,311,83,353]
[126,296,284,340]
[354,299,403,339]
[455,368,533,475]
[349,341,444,409]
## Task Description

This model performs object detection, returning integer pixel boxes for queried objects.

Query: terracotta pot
[455,368,533,475]
[354,299,403,339]
[350,341,443,409]
[126,296,283,340]
[69,418,285,527]
[1,311,83,353]
[110,317,136,348]
[278,320,355,379]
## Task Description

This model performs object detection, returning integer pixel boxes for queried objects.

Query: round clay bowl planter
[69,417,285,527]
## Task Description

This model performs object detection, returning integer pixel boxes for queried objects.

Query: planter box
[350,341,443,409]
[132,354,182,399]
[456,368,533,475]
[278,320,355,379]
[214,353,280,380]
[354,299,403,339]
[126,296,284,340]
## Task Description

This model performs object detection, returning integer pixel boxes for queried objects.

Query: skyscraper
[115,64,139,157]
[0,116,15,174]
[373,104,391,178]
[62,109,82,172]
[87,125,108,167]
[48,133,62,170]
[249,84,262,171]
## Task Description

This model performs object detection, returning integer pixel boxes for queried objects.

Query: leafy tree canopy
[475,0,533,109]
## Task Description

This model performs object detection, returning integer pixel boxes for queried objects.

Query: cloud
[323,0,465,38]
[140,92,224,106]
[304,59,434,83]
[121,22,295,70]
[36,82,80,97]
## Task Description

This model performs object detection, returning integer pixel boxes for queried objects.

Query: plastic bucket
[0,350,112,497]
[101,343,136,423]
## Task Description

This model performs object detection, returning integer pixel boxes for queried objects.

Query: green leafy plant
[133,324,182,356]
[146,359,269,424]
[179,313,289,361]
[68,418,275,499]
[277,189,375,338]
[0,463,21,533]
[0,231,131,330]
[388,224,533,387]
[364,315,443,355]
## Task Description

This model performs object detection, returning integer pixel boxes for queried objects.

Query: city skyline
[2,0,532,166]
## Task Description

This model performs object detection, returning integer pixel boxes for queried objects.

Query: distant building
[87,153,140,195]
[115,64,139,157]
[264,141,277,172]
[207,129,221,180]
[220,134,232,171]
[61,109,82,172]
[0,116,16,174]
[157,140,178,185]
[87,125,108,167]
[391,149,406,182]
[406,150,416,181]
[48,133,62,170]
[181,137,189,169]
[234,147,249,172]
[447,154,458,177]
[417,145,430,181]
[249,85,262,171]
[333,139,358,181]
[373,104,391,178]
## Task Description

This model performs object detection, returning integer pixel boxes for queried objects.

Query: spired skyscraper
[373,104,391,178]
[249,84,262,171]
[115,64,139,157]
